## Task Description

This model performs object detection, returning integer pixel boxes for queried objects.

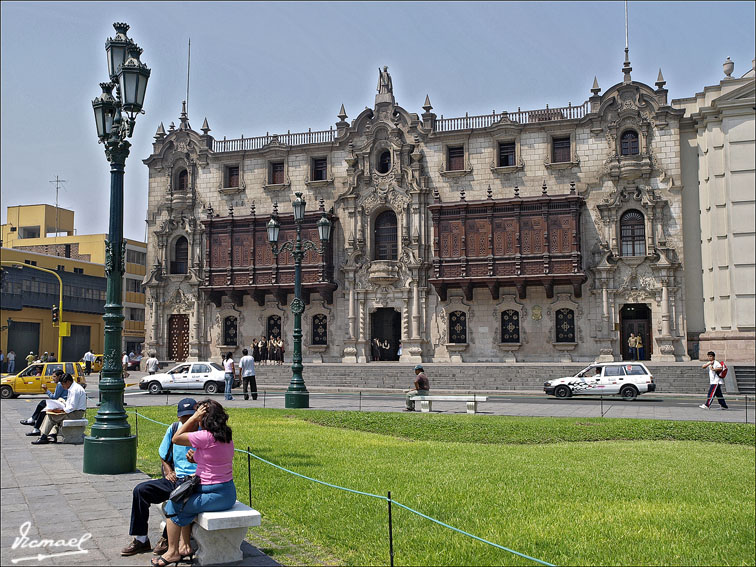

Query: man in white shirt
[700,351,729,410]
[32,374,87,444]
[239,348,257,401]
[145,353,160,375]
[122,351,130,376]
[83,349,94,376]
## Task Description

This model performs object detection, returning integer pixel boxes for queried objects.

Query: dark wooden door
[371,308,401,361]
[168,314,189,361]
[620,304,652,360]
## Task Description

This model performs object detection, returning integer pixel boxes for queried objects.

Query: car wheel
[148,381,163,395]
[204,381,219,394]
[0,385,13,399]
[620,385,638,401]
[554,385,572,399]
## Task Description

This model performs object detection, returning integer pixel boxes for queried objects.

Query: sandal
[151,556,180,567]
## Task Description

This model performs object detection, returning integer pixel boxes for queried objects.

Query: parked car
[1,362,87,399]
[126,355,143,371]
[139,361,239,395]
[544,362,655,400]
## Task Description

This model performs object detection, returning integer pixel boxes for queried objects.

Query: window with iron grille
[171,236,188,274]
[556,308,575,343]
[267,315,281,340]
[223,316,237,346]
[447,146,465,171]
[226,165,239,188]
[498,142,516,167]
[312,157,328,181]
[374,211,398,260]
[449,311,467,343]
[377,150,391,173]
[620,210,646,256]
[312,314,327,345]
[620,130,639,156]
[270,161,285,185]
[178,169,189,191]
[552,137,571,163]
[500,309,520,343]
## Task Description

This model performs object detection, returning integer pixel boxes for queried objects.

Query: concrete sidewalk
[0,401,278,567]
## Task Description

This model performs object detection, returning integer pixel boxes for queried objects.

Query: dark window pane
[171,236,188,274]
[449,311,467,343]
[556,308,575,343]
[374,211,398,260]
[620,210,646,256]
[620,131,639,156]
[227,166,239,187]
[312,314,328,345]
[552,137,571,163]
[312,158,328,181]
[178,170,189,191]
[499,142,516,167]
[267,315,281,340]
[378,151,391,173]
[448,146,465,171]
[501,309,520,343]
[223,317,237,346]
[270,162,284,185]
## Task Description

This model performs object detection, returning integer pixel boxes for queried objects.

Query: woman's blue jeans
[164,480,237,526]
[224,372,233,400]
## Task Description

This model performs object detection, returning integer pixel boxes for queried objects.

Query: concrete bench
[160,500,261,565]
[412,395,488,414]
[59,419,88,444]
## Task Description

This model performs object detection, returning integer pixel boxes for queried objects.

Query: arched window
[223,316,237,346]
[620,210,646,256]
[449,311,467,344]
[267,315,281,340]
[556,308,576,343]
[620,130,639,156]
[171,236,188,274]
[501,309,520,343]
[377,150,391,174]
[374,211,398,260]
[312,314,327,345]
[177,169,188,191]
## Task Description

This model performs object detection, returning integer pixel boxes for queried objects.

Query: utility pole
[49,175,67,254]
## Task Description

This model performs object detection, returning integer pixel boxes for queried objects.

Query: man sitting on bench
[405,365,430,411]
[20,369,66,437]
[31,373,87,445]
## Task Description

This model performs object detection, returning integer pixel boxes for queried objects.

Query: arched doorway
[620,304,652,360]
[370,308,400,361]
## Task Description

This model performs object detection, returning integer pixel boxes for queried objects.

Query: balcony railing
[434,102,589,132]
[213,127,336,153]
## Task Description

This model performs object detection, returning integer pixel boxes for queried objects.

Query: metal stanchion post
[387,491,394,567]
[247,446,252,509]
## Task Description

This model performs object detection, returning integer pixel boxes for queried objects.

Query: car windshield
[210,363,223,371]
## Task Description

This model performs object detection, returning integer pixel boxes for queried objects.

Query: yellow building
[1,205,147,355]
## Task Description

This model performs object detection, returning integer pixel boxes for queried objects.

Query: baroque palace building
[141,55,752,364]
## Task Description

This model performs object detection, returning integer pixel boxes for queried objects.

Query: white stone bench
[59,419,88,444]
[412,395,488,414]
[160,500,261,565]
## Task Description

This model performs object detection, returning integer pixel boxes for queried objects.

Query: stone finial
[570,181,576,195]
[154,122,166,140]
[179,101,190,130]
[228,204,234,216]
[206,204,214,218]
[337,104,347,122]
[591,76,601,95]
[723,57,734,79]
[514,185,520,198]
[622,47,632,83]
[459,188,466,201]
[201,118,211,135]
[655,69,666,89]
[487,185,493,200]
[168,121,176,132]
[433,187,440,202]
[423,94,433,113]
[272,201,279,216]
[542,181,548,196]
[250,202,256,217]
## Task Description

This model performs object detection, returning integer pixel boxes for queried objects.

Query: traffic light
[51,305,59,324]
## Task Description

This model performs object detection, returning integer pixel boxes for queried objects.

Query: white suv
[544,362,656,400]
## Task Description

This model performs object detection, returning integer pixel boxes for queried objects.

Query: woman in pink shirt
[154,400,236,567]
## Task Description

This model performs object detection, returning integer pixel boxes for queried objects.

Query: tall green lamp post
[83,22,150,474]
[267,193,332,409]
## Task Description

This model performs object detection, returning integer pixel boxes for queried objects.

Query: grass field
[128,408,755,566]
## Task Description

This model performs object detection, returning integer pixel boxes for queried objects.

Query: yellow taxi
[0,362,87,399]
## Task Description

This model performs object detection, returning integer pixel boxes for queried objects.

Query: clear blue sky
[1,1,754,241]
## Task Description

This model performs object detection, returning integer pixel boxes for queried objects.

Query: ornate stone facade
[143,61,692,363]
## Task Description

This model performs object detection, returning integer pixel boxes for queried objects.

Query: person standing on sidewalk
[239,348,257,401]
[222,352,235,401]
[700,351,729,410]
[145,352,160,375]
[627,333,637,360]
[405,364,430,411]
[120,398,198,557]
[7,350,16,374]
[83,348,94,376]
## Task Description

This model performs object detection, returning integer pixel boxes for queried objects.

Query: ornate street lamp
[84,22,150,475]
[268,193,332,409]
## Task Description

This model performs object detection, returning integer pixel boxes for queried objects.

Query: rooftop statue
[377,66,393,95]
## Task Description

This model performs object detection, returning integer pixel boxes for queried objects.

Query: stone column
[412,279,420,339]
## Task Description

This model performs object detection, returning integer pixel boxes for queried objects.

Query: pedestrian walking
[145,352,159,375]
[83,348,94,376]
[222,352,235,401]
[239,348,257,401]
[627,333,637,361]
[700,351,729,410]
[7,350,16,374]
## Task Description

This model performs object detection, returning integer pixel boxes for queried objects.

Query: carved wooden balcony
[429,193,586,301]
[201,210,338,306]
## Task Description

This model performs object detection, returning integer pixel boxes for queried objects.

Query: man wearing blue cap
[121,398,198,557]
[405,365,430,411]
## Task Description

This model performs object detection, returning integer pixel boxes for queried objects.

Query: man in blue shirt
[20,369,66,436]
[121,398,198,557]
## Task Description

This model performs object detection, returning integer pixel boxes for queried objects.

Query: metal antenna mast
[49,175,67,253]
[625,0,629,50]
[186,38,191,116]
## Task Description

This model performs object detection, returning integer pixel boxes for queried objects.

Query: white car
[544,362,656,400]
[139,361,239,395]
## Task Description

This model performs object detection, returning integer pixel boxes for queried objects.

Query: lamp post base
[285,390,309,409]
[82,435,137,474]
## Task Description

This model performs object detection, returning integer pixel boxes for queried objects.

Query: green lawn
[129,408,755,566]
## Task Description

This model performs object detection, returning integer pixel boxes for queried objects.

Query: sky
[1,1,754,241]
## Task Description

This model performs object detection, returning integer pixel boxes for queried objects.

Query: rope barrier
[130,410,555,566]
